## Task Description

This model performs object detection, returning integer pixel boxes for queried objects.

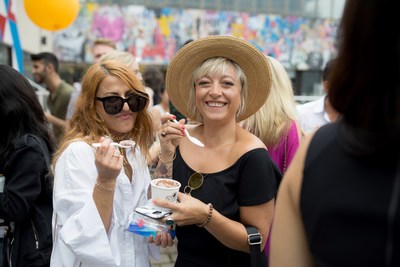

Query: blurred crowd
[0,0,399,266]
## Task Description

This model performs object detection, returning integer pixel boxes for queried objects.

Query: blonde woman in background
[241,56,302,175]
[240,56,302,262]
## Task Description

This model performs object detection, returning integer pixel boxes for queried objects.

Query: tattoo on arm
[152,161,173,179]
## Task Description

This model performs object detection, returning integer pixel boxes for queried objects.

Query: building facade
[1,0,345,96]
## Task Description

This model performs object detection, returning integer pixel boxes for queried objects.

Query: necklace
[111,134,134,181]
[111,134,130,143]
[119,148,133,181]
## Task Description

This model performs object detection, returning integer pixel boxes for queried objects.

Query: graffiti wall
[54,3,338,70]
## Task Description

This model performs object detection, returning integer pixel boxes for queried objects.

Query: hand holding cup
[151,178,181,212]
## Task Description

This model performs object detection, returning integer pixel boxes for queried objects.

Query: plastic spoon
[172,119,204,147]
[92,140,135,149]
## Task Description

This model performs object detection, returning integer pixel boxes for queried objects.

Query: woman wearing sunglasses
[51,61,173,267]
[152,36,282,266]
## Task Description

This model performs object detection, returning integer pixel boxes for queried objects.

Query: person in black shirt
[270,1,400,266]
[152,36,281,267]
[0,64,54,267]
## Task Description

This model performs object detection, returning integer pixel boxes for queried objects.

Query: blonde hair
[241,56,298,148]
[100,50,136,67]
[187,57,248,123]
[53,61,153,164]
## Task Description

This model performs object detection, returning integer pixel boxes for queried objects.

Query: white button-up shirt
[297,95,331,134]
[51,141,159,267]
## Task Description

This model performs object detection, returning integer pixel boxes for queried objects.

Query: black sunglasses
[95,94,148,115]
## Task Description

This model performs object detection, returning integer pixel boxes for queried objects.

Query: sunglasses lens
[188,172,204,190]
[98,94,148,115]
[128,95,147,112]
[103,97,123,115]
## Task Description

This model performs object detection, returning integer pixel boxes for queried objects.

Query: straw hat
[166,35,272,121]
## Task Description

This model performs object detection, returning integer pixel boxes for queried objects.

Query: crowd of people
[1,0,399,266]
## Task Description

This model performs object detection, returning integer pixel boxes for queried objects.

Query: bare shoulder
[232,127,266,157]
[270,131,316,267]
[293,120,305,143]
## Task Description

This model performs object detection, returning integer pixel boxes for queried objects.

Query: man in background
[297,58,339,134]
[92,38,116,63]
[31,52,74,143]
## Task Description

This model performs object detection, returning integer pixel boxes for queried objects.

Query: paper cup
[151,178,181,211]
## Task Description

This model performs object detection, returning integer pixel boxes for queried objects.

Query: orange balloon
[24,0,80,31]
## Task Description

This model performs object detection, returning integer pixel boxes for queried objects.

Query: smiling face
[194,63,241,123]
[95,75,138,135]
[188,57,247,123]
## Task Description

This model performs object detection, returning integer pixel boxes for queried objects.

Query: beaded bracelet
[197,203,213,228]
[95,181,115,191]
[158,152,176,163]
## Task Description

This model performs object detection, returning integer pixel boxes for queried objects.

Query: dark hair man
[31,52,74,142]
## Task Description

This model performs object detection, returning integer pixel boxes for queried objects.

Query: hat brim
[166,35,271,121]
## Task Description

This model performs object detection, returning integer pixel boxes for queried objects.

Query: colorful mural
[54,3,338,70]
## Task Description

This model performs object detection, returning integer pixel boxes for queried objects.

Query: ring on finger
[113,151,120,157]
[166,217,175,226]
[161,131,167,137]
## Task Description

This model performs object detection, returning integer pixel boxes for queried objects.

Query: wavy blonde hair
[53,61,153,165]
[241,56,298,148]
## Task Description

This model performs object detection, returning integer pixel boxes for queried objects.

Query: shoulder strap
[245,225,265,267]
[283,134,288,174]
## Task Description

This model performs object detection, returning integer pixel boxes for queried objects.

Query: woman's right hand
[94,137,123,182]
[148,231,174,248]
[158,113,185,157]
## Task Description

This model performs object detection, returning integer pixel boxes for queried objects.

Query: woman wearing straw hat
[152,36,282,266]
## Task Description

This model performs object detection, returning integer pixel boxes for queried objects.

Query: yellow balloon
[24,0,80,31]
